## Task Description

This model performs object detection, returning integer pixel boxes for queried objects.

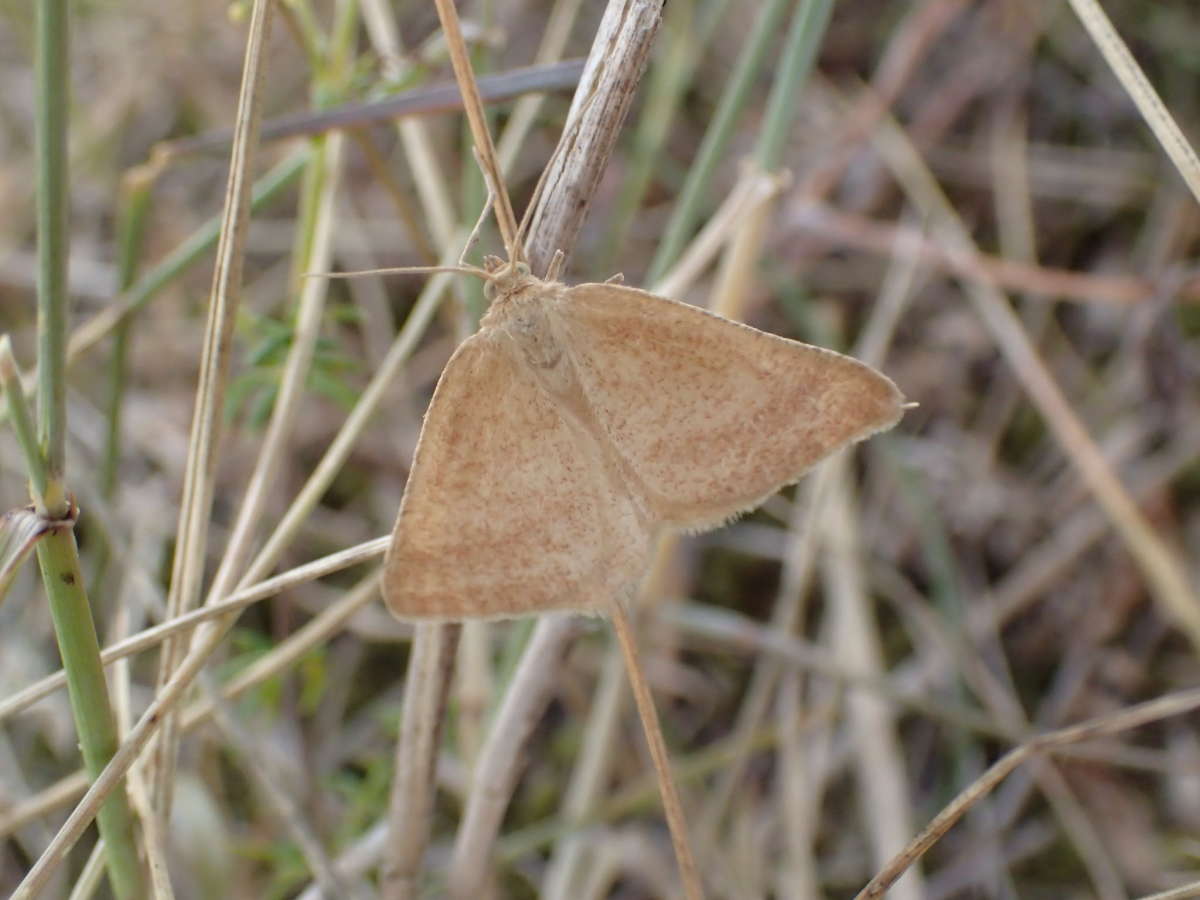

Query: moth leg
[544,249,565,282]
[461,151,496,266]
[605,272,625,285]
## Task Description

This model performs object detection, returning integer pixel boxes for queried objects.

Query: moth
[381,258,904,619]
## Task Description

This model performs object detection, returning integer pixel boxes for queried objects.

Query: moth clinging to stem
[308,3,892,619]
[346,3,909,897]
[361,29,908,620]
[380,253,905,618]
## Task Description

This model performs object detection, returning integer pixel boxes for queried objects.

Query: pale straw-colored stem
[522,0,665,272]
[434,0,670,894]
[359,0,456,249]
[856,686,1200,897]
[1066,0,1200,205]
[4,557,383,892]
[825,464,925,900]
[541,645,627,898]
[609,603,705,900]
[871,103,1200,649]
[381,622,461,900]
[0,539,386,727]
[431,0,521,258]
[148,0,275,818]
[446,615,583,897]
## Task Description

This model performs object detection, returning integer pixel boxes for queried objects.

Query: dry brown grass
[2,0,1200,897]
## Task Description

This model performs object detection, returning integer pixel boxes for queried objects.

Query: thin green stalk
[283,0,326,70]
[755,0,835,171]
[1,337,49,505]
[37,532,144,899]
[101,171,155,499]
[34,0,145,895]
[707,0,833,314]
[35,0,69,515]
[328,0,360,76]
[600,0,729,271]
[289,144,327,289]
[63,151,308,370]
[645,0,792,284]
[90,169,155,603]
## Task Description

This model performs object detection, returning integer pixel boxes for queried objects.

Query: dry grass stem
[0,533,385,728]
[868,100,1200,646]
[446,614,583,896]
[146,0,277,820]
[1066,0,1200,204]
[790,201,1200,306]
[200,131,344,617]
[381,621,460,900]
[7,0,1200,894]
[653,166,786,298]
[523,0,666,271]
[1138,881,1200,900]
[827,463,925,900]
[0,563,382,837]
[609,602,704,899]
[858,686,1200,897]
[541,644,627,898]
[431,0,521,256]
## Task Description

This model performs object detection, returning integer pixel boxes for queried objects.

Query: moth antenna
[310,264,490,281]
[544,249,565,283]
[433,0,522,265]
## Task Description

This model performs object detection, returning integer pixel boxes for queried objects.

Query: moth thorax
[503,300,562,371]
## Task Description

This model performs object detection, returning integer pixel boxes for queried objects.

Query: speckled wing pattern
[382,332,650,619]
[555,284,904,530]
[383,277,904,620]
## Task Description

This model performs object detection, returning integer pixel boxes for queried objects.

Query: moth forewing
[551,281,905,529]
[381,324,651,621]
[382,268,905,620]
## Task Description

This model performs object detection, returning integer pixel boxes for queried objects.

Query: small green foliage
[224,628,329,721]
[297,644,327,715]
[328,753,391,840]
[372,60,430,98]
[772,275,819,341]
[228,306,362,427]
[238,833,308,900]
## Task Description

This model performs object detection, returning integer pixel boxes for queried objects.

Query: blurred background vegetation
[2,0,1200,897]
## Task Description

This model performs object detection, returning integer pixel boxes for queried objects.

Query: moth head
[483,260,533,302]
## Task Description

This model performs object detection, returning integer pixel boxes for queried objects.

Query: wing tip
[845,364,907,440]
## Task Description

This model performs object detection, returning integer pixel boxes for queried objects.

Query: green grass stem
[645,0,792,284]
[755,0,835,171]
[600,0,730,271]
[33,0,146,893]
[101,172,154,500]
[34,0,69,514]
[37,530,145,898]
[1,337,48,505]
[120,153,306,337]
